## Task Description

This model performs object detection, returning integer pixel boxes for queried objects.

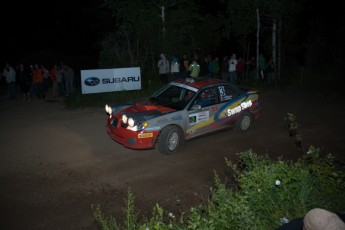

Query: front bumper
[106,117,159,150]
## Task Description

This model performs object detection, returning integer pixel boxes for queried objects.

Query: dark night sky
[1,0,344,70]
[1,0,102,69]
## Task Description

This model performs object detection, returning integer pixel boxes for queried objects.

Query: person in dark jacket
[17,63,31,101]
[276,208,345,230]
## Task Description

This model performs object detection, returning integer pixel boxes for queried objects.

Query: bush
[92,145,345,230]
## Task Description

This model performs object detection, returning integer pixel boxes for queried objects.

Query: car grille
[121,122,128,128]
[111,118,128,129]
[111,118,119,128]
[127,138,136,146]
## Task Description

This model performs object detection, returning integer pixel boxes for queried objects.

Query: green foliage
[284,112,302,148]
[284,113,298,136]
[225,150,316,228]
[92,188,139,230]
[299,146,345,210]
[93,149,345,230]
[137,204,181,230]
[187,173,256,229]
[93,188,186,230]
[92,204,119,230]
[124,189,139,230]
[185,147,344,230]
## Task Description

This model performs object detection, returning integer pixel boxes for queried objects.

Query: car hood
[121,98,176,121]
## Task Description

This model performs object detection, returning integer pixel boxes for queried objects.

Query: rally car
[105,77,261,155]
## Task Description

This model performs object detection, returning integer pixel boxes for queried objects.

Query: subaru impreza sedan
[105,77,261,155]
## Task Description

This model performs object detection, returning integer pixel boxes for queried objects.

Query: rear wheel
[236,111,252,131]
[158,126,182,155]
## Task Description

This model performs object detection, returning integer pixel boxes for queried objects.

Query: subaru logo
[84,77,100,86]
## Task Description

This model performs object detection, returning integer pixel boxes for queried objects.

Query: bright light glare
[128,118,135,127]
[105,104,111,114]
[122,114,128,124]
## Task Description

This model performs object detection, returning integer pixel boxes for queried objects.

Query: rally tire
[236,111,252,131]
[158,126,182,155]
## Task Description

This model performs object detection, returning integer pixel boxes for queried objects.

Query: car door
[185,84,244,139]
[185,86,222,139]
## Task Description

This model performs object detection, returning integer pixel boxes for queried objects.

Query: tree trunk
[272,20,276,69]
[277,20,282,80]
[256,8,260,80]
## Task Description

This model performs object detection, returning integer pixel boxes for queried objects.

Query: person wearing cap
[228,53,238,84]
[276,208,345,230]
[170,56,180,81]
[188,54,200,78]
[157,53,170,84]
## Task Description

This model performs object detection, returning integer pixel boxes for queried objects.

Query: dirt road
[1,87,344,229]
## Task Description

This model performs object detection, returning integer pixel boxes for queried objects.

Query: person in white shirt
[170,56,180,80]
[2,62,16,100]
[157,53,170,84]
[228,53,238,84]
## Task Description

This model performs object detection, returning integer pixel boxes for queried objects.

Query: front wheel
[158,126,182,155]
[236,111,252,131]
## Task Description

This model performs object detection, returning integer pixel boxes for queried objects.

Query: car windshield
[150,84,196,110]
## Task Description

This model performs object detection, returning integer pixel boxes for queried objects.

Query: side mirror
[191,104,202,110]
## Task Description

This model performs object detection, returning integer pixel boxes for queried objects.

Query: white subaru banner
[80,67,141,94]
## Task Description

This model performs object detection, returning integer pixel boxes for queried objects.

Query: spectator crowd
[1,53,277,101]
[1,62,75,101]
[156,52,277,85]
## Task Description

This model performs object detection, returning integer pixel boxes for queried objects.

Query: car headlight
[105,104,113,115]
[122,114,128,124]
[127,120,149,132]
[128,117,135,127]
[138,122,148,131]
[122,114,149,132]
